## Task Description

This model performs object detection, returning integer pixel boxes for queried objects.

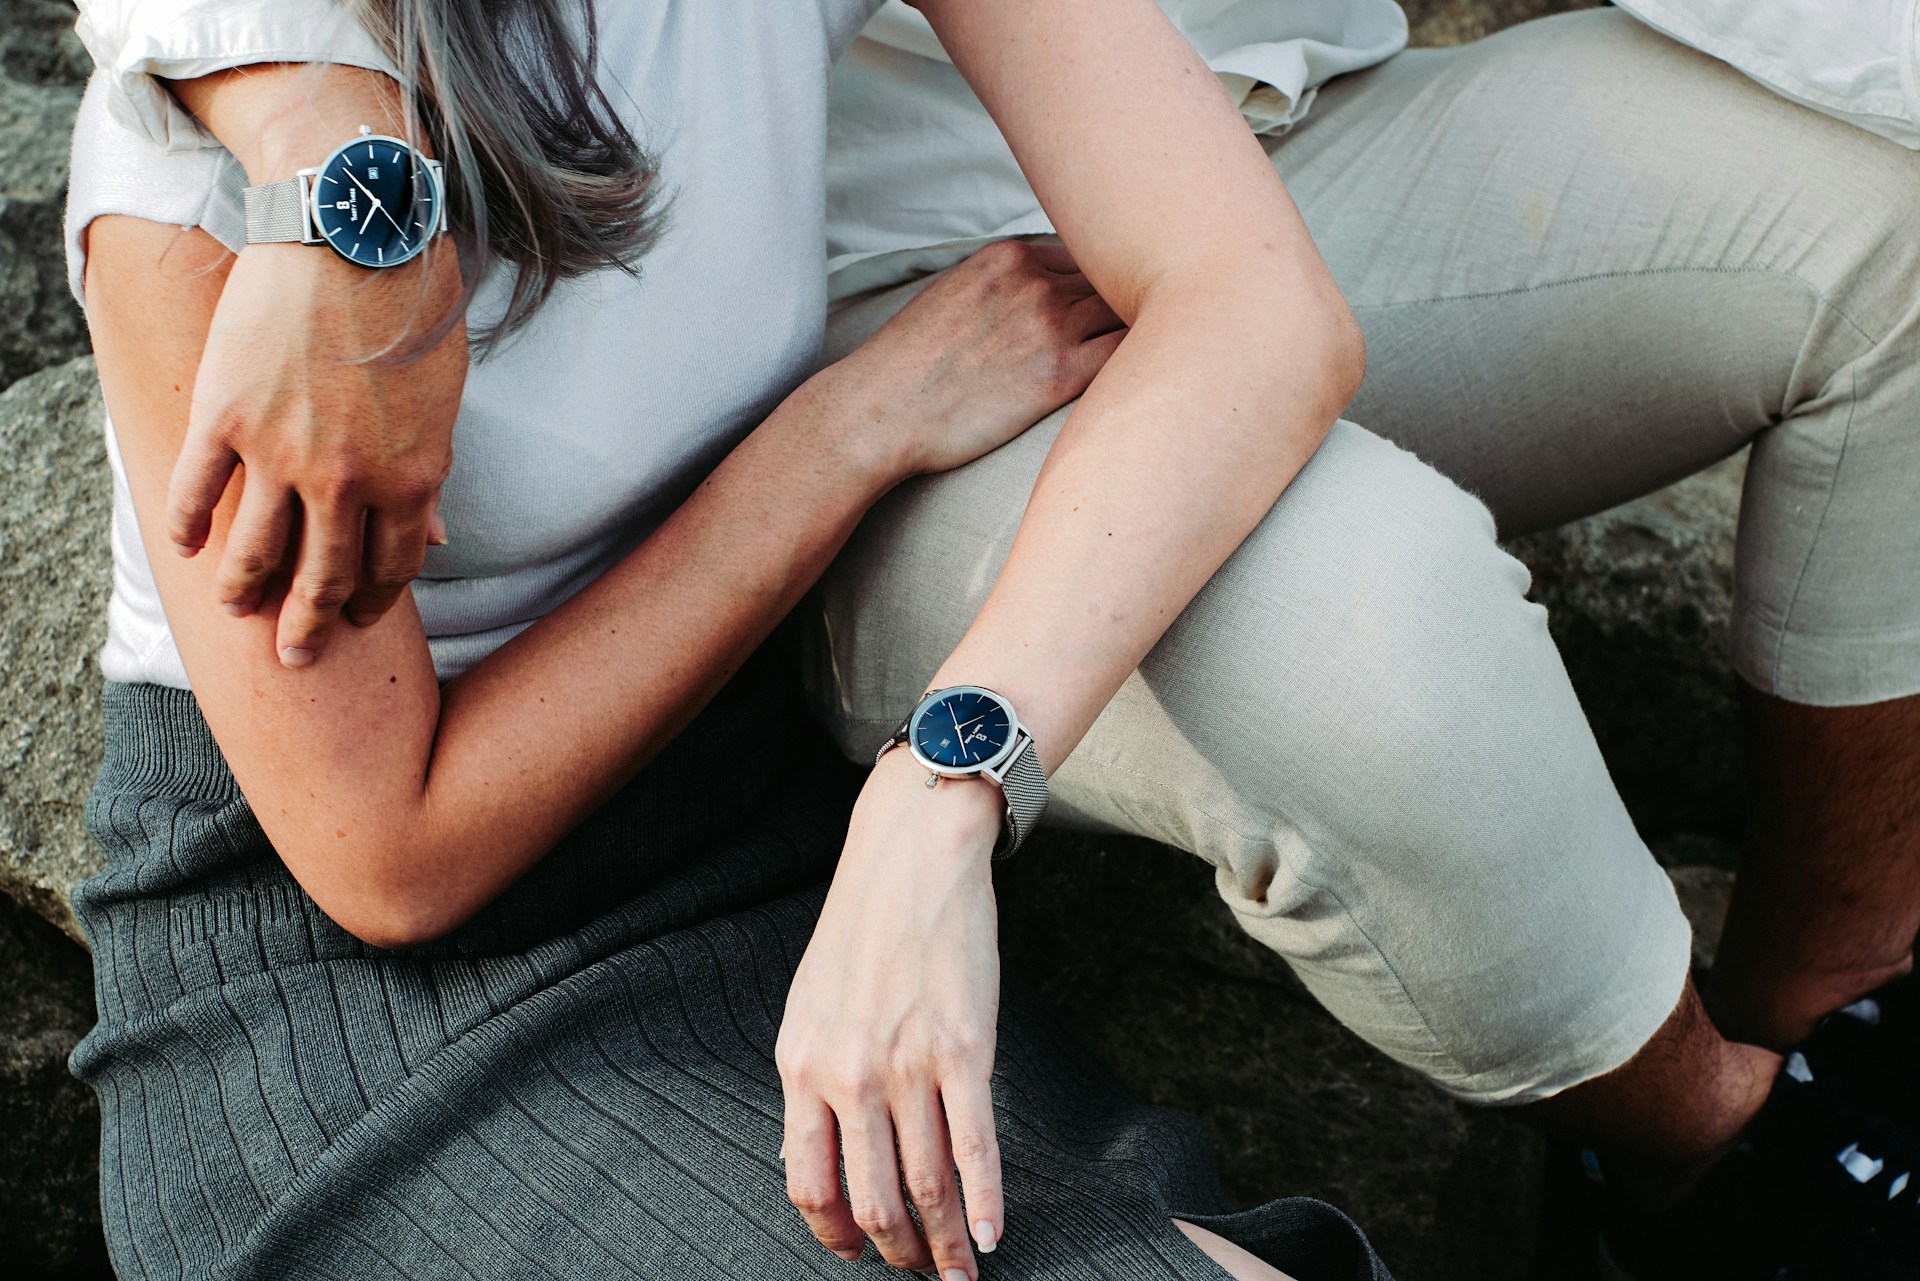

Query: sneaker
[1595,1040,1920,1280]
[1797,975,1920,1123]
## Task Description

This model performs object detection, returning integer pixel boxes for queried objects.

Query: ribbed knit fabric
[70,666,1390,1280]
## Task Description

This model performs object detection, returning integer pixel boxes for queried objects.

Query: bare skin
[166,65,461,662]
[1710,685,1920,1049]
[86,215,1125,951]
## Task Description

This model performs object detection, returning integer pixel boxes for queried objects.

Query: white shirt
[1613,0,1920,148]
[69,0,887,688]
[824,0,1409,299]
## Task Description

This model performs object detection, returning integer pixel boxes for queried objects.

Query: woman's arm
[776,3,1363,1278]
[86,215,1121,950]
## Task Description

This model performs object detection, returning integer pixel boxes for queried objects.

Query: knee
[1193,422,1538,736]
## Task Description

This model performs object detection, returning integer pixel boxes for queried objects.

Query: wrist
[870,746,1005,853]
[790,365,919,494]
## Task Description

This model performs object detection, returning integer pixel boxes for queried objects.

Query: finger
[346,507,431,626]
[1068,290,1125,337]
[941,1074,1005,1260]
[896,1090,976,1281]
[165,431,240,556]
[1054,329,1127,404]
[427,495,449,547]
[783,1095,864,1263]
[841,1103,930,1270]
[274,500,365,668]
[213,470,294,619]
[1024,240,1080,274]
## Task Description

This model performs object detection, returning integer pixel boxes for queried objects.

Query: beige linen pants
[804,11,1920,1105]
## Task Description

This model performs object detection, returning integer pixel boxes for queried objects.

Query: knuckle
[851,1202,900,1236]
[295,577,354,611]
[312,467,361,506]
[787,1180,841,1216]
[972,238,1025,269]
[219,548,275,585]
[828,1064,882,1101]
[903,1172,952,1210]
[949,1129,994,1166]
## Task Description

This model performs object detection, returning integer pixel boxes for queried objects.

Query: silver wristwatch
[875,685,1049,859]
[243,125,447,269]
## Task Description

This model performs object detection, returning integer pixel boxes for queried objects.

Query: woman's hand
[777,750,1007,1279]
[833,238,1125,480]
[773,239,1121,1279]
[170,241,466,667]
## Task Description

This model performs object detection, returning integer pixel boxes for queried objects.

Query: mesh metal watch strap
[243,178,310,245]
[992,736,1049,860]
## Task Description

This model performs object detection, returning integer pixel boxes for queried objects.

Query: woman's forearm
[929,267,1363,772]
[255,374,898,947]
[90,215,1112,948]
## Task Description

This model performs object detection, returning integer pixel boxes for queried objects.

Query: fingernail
[943,1270,969,1281]
[833,1247,862,1262]
[280,647,315,668]
[973,1221,997,1253]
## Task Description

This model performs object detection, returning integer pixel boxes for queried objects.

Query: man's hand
[164,62,467,668]
[777,749,1007,1279]
[170,240,464,666]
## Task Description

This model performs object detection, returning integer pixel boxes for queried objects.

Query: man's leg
[803,329,1765,1150]
[1709,690,1920,1049]
[1277,7,1920,1064]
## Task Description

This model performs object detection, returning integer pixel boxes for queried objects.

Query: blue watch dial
[912,690,1014,769]
[310,136,437,268]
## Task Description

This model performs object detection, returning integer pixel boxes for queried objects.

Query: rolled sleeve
[75,0,399,152]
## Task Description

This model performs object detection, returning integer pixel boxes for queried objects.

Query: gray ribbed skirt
[71,665,1391,1280]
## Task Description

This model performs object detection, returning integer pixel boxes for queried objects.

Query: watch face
[911,688,1014,770]
[310,135,437,268]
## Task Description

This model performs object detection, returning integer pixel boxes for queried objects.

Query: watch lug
[294,171,322,245]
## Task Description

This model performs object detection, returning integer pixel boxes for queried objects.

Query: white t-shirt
[68,0,889,688]
[1614,0,1920,149]
[824,0,1409,300]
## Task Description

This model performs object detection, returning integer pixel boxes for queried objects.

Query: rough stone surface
[0,357,109,948]
[1405,0,1605,47]
[0,891,109,1279]
[0,0,89,394]
[1509,455,1747,846]
[1000,831,1547,1281]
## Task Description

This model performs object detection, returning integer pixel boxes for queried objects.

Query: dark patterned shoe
[1596,1030,1920,1281]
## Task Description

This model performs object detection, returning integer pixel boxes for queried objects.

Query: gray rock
[0,889,108,1276]
[1509,454,1747,842]
[1404,0,1605,47]
[0,0,89,393]
[1002,830,1546,1281]
[0,357,109,947]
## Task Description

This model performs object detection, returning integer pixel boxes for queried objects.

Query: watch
[242,125,447,268]
[875,685,1049,859]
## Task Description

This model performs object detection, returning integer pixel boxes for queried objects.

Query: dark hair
[352,0,667,348]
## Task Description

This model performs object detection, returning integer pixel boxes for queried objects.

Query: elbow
[329,900,461,952]
[1299,292,1367,433]
[1324,304,1368,416]
[298,843,475,951]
